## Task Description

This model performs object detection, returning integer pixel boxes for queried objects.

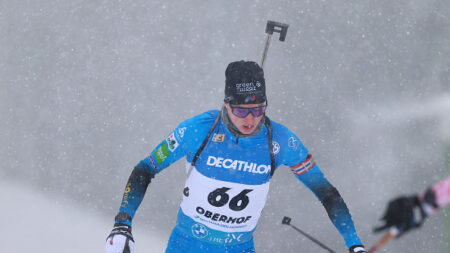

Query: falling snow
[1,1,450,252]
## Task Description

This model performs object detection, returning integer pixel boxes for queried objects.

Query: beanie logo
[235,82,257,92]
[244,96,256,103]
[256,81,261,87]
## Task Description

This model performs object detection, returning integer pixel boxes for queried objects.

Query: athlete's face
[224,102,265,135]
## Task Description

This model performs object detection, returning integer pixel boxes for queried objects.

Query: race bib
[180,165,270,233]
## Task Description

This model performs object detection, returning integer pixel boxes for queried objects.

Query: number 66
[207,187,253,211]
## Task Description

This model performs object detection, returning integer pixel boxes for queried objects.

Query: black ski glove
[373,195,427,237]
[105,223,135,253]
[349,245,366,253]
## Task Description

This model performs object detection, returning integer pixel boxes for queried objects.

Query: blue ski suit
[118,110,363,252]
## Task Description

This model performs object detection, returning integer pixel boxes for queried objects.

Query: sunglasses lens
[232,108,250,118]
[251,106,266,117]
[231,106,266,118]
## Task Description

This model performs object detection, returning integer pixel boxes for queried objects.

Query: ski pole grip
[282,216,292,225]
[265,20,289,41]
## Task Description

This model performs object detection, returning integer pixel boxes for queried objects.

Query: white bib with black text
[180,165,270,233]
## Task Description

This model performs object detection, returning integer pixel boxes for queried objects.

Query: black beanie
[224,60,266,105]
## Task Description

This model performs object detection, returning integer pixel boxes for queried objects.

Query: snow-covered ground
[0,177,167,253]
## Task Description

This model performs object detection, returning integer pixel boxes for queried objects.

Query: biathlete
[105,61,366,253]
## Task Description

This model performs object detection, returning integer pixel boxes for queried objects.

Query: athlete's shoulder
[174,109,220,140]
[181,109,220,128]
[266,117,294,138]
[196,109,221,122]
[266,117,309,165]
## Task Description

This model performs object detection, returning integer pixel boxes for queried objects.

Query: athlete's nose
[243,113,257,125]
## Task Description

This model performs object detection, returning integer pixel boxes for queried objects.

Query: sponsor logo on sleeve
[153,142,170,164]
[288,136,299,151]
[120,182,132,208]
[178,127,187,138]
[148,156,157,169]
[212,133,225,142]
[166,132,179,152]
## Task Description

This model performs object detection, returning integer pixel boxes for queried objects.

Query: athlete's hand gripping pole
[260,20,289,69]
[105,222,135,253]
[369,191,432,252]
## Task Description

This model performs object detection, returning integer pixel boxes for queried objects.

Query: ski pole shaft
[260,33,272,69]
[367,227,399,253]
[282,216,336,253]
[260,20,289,69]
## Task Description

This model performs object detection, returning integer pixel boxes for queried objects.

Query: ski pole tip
[282,216,291,225]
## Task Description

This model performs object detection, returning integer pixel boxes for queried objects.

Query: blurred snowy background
[1,0,450,252]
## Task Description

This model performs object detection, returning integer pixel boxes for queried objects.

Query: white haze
[0,176,167,252]
[1,0,450,252]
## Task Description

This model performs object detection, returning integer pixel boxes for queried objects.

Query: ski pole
[282,216,336,253]
[260,20,289,69]
[367,227,399,253]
